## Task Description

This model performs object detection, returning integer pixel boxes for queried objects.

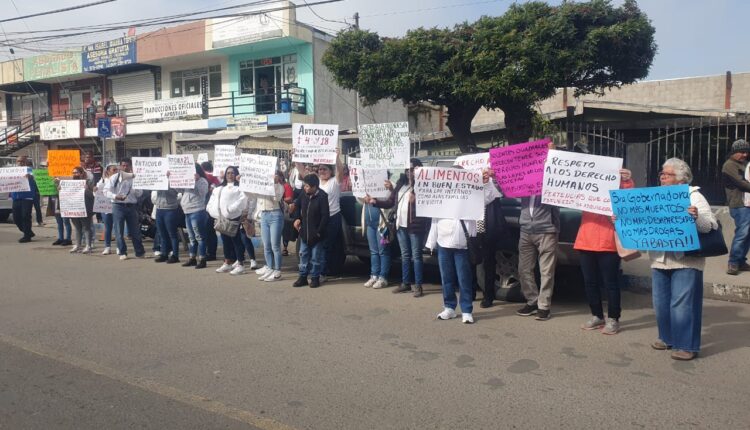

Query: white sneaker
[119,255,128,261]
[232,260,241,269]
[230,265,245,276]
[462,313,475,324]
[263,270,282,282]
[372,277,387,289]
[364,276,378,288]
[437,308,457,320]
[216,263,233,273]
[81,246,91,254]
[102,247,111,255]
[116,248,122,255]
[255,265,270,275]
[69,245,80,253]
[153,251,162,258]
[249,259,259,270]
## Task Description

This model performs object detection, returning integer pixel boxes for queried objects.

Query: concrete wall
[137,22,206,63]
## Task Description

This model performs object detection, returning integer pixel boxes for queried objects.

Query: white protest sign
[414,167,484,221]
[213,145,237,175]
[93,188,112,214]
[0,167,30,193]
[59,180,87,218]
[292,123,338,164]
[359,122,410,169]
[239,153,277,196]
[197,153,209,164]
[348,157,389,199]
[542,150,622,216]
[167,154,196,189]
[454,153,490,170]
[132,157,169,190]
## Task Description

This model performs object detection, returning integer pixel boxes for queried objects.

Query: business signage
[82,36,136,72]
[24,52,82,81]
[143,96,203,121]
[227,115,268,133]
[211,10,285,48]
[40,120,82,141]
[111,117,126,138]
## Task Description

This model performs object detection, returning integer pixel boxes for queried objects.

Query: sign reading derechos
[239,153,277,196]
[454,153,490,170]
[489,139,550,198]
[542,150,622,215]
[59,180,87,218]
[167,154,195,189]
[349,157,389,199]
[414,167,484,221]
[359,122,411,169]
[132,157,168,190]
[0,167,30,193]
[292,123,338,164]
[143,96,203,121]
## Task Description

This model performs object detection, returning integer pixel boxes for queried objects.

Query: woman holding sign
[315,150,345,281]
[61,167,95,254]
[178,164,210,269]
[96,164,117,255]
[207,166,248,275]
[648,158,717,361]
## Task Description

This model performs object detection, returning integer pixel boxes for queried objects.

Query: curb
[624,275,750,304]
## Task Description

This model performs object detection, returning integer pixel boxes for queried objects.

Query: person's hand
[482,169,490,184]
[619,169,632,181]
[487,168,495,178]
[687,206,698,220]
[116,194,126,201]
[288,203,296,214]
[611,215,617,224]
[384,180,394,191]
[336,147,341,156]
[409,192,416,203]
[548,141,556,150]
[293,219,301,231]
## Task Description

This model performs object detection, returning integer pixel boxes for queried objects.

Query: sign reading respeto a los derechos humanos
[292,123,339,165]
[489,139,550,198]
[358,122,411,170]
[414,167,484,221]
[541,150,622,216]
[132,157,168,191]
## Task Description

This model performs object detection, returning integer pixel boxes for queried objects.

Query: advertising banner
[23,52,81,81]
[82,36,136,72]
[414,167,484,221]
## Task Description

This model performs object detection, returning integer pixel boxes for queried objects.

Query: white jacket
[206,183,247,220]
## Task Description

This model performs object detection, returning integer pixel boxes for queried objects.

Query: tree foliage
[323,0,656,152]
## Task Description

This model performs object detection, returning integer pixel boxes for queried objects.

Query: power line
[0,0,116,24]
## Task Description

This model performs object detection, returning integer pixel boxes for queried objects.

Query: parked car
[0,156,17,223]
[337,155,583,300]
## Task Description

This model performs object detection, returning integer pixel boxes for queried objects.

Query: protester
[206,166,247,275]
[339,165,352,192]
[315,149,344,281]
[650,158,717,361]
[104,158,146,260]
[26,160,44,227]
[292,174,330,288]
[279,171,295,257]
[721,139,750,275]
[362,186,392,290]
[153,185,181,264]
[10,156,37,243]
[372,158,430,297]
[61,166,95,254]
[575,169,635,334]
[179,164,210,269]
[240,195,259,271]
[254,170,286,282]
[82,150,103,184]
[96,164,118,255]
[201,161,221,261]
[49,195,72,246]
[150,191,163,258]
[476,170,504,308]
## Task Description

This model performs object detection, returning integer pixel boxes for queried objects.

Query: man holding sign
[9,156,37,243]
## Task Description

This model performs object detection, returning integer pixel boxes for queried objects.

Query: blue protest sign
[610,184,700,251]
[97,118,111,138]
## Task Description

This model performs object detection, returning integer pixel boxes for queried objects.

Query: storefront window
[239,54,297,96]
[171,66,222,99]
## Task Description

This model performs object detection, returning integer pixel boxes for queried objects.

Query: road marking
[0,333,298,430]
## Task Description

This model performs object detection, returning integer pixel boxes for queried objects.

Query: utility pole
[353,12,361,131]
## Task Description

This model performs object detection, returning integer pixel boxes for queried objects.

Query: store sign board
[24,52,82,81]
[82,36,137,72]
[40,120,82,141]
[211,10,285,48]
[143,96,203,121]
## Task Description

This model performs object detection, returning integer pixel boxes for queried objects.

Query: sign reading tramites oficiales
[143,96,203,121]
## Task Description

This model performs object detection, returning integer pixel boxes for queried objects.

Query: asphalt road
[1,223,749,429]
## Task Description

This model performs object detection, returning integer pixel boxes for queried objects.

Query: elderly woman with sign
[648,158,718,361]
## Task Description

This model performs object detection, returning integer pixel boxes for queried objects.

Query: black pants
[205,214,218,258]
[12,199,34,239]
[579,250,622,319]
[480,235,498,304]
[32,194,43,224]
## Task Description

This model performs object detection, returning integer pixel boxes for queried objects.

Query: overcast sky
[0,0,747,81]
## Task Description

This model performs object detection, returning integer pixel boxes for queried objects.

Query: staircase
[0,115,41,157]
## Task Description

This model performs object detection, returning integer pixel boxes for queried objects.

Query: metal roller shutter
[109,71,155,124]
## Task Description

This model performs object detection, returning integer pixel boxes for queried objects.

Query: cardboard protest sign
[541,150,622,215]
[0,167,30,193]
[132,157,168,190]
[33,169,57,196]
[213,145,237,175]
[93,188,112,214]
[239,153,277,196]
[489,139,550,198]
[610,184,700,252]
[167,154,195,189]
[414,167,484,221]
[348,157,389,199]
[59,180,87,218]
[454,153,490,170]
[292,123,338,164]
[197,153,209,164]
[359,122,410,169]
[47,149,80,177]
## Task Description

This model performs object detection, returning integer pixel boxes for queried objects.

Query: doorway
[254,65,280,114]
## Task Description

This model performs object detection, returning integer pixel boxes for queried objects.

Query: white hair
[663,158,693,184]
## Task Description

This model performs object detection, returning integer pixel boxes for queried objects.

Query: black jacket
[294,189,330,247]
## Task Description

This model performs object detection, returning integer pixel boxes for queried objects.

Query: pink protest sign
[489,138,550,198]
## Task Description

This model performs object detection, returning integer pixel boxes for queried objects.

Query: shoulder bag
[213,187,240,237]
[684,220,728,258]
[460,220,484,265]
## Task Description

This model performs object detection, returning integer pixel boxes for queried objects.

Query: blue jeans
[299,240,324,278]
[156,208,181,259]
[55,214,72,241]
[397,228,424,285]
[365,205,391,279]
[321,212,342,276]
[729,207,750,265]
[112,203,145,257]
[185,210,208,258]
[221,231,245,264]
[261,210,284,271]
[438,246,474,314]
[651,268,703,352]
[102,213,113,247]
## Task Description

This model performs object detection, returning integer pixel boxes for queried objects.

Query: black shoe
[166,256,179,264]
[61,240,73,246]
[516,304,538,316]
[155,256,168,263]
[30,232,35,238]
[480,300,494,309]
[195,258,207,269]
[535,309,551,321]
[392,283,411,294]
[309,277,320,288]
[206,256,217,262]
[292,276,308,288]
[18,237,31,243]
[182,258,197,267]
[52,239,63,245]
[412,284,423,298]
